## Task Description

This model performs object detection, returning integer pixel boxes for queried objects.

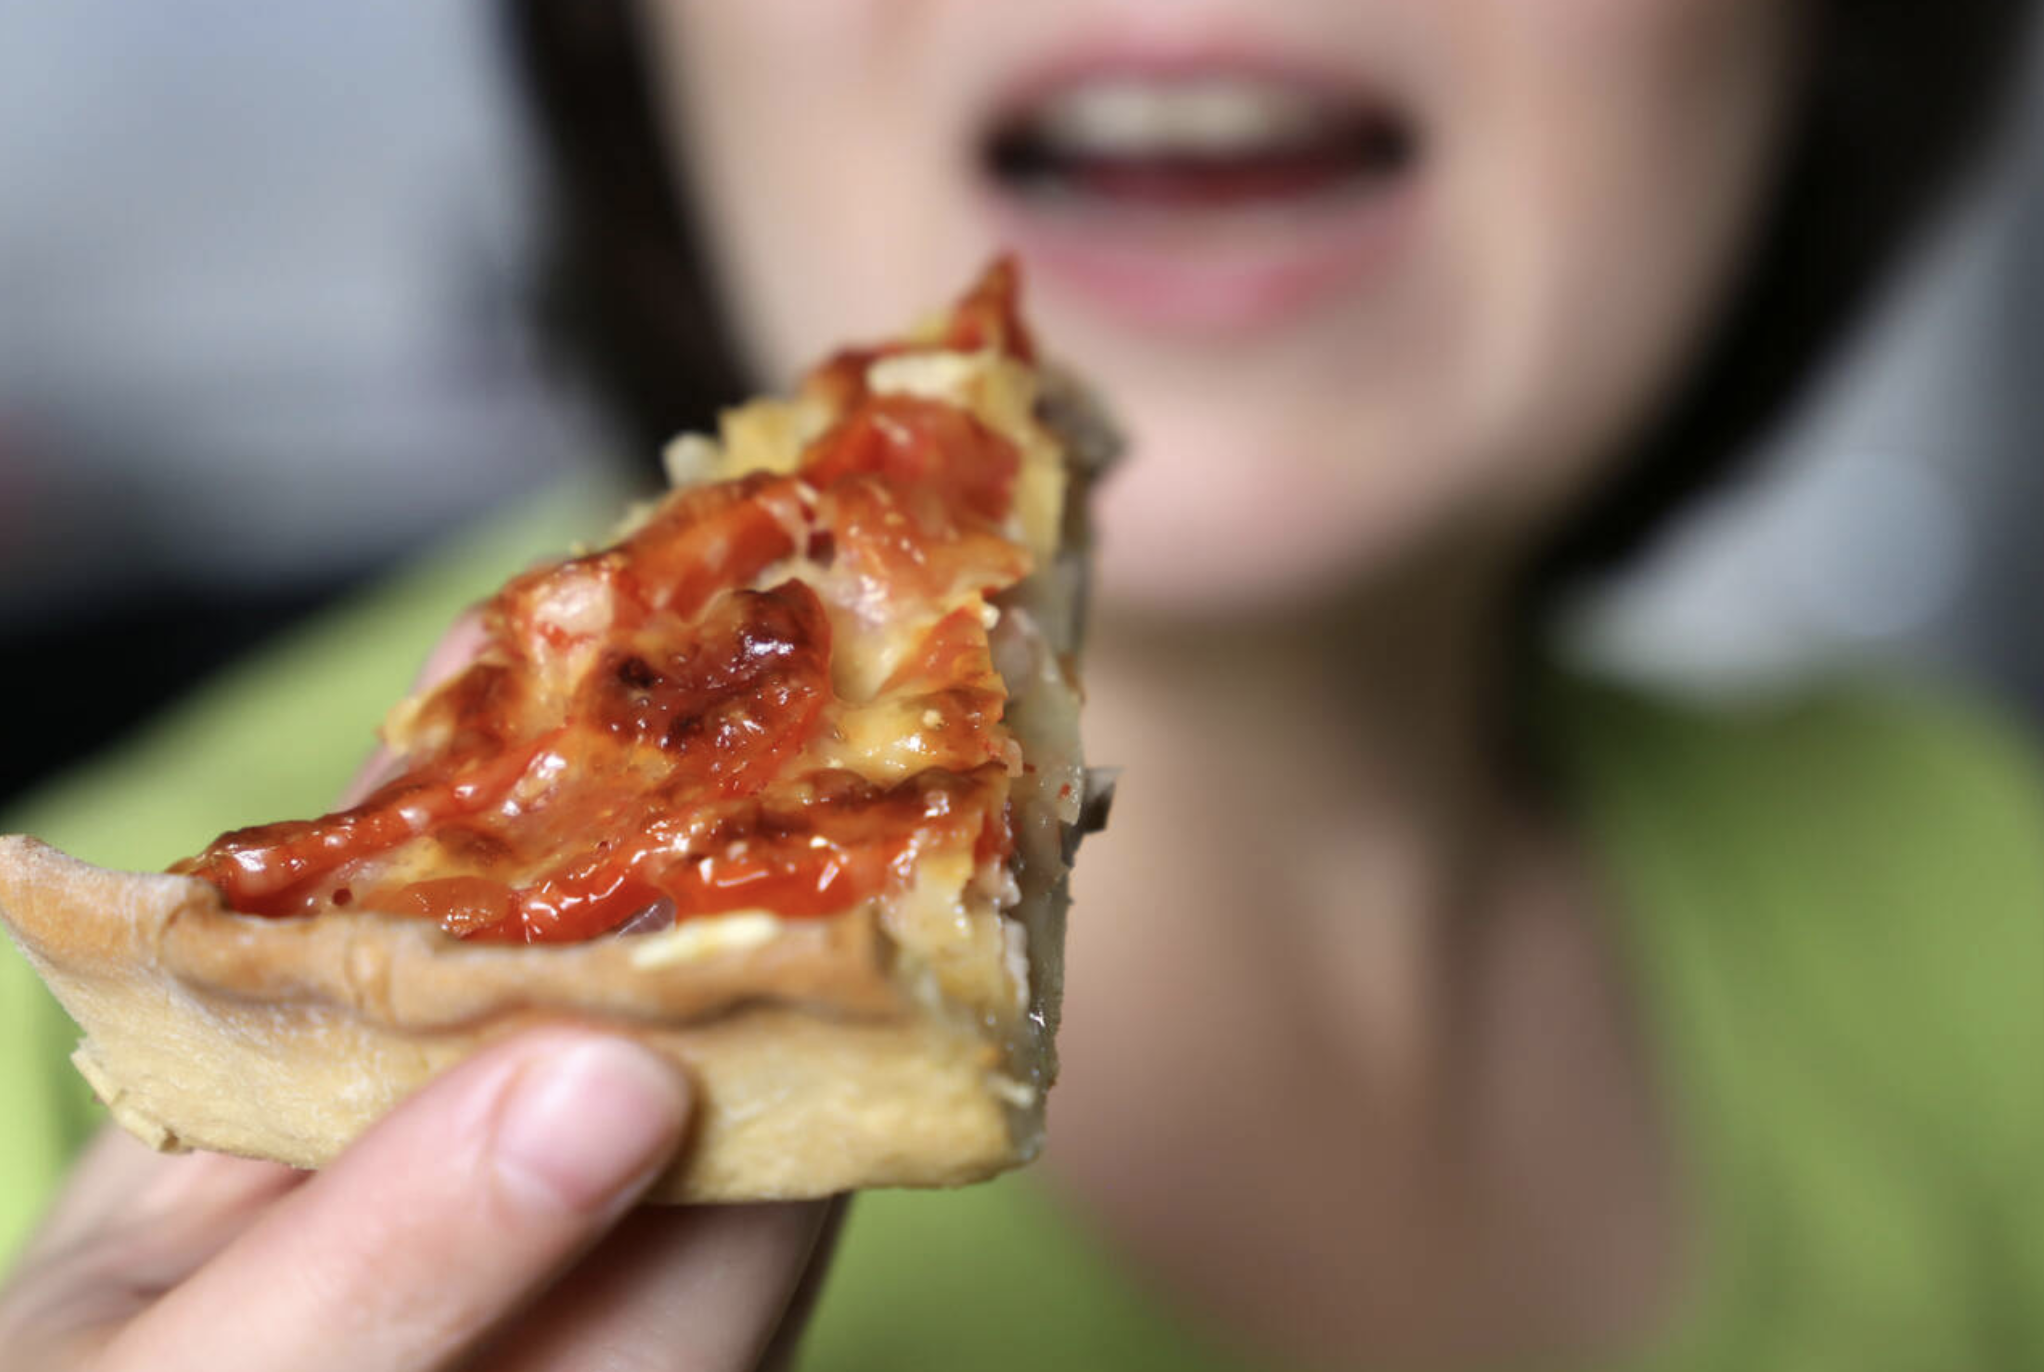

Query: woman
[2,1,2041,1368]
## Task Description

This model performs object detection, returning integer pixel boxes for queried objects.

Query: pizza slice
[0,259,1115,1201]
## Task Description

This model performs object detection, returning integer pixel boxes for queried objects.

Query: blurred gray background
[1,3,2040,806]
[0,2,587,801]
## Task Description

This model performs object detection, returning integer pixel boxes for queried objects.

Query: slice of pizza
[0,259,1115,1201]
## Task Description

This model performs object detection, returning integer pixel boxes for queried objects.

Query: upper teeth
[1027,78,1332,159]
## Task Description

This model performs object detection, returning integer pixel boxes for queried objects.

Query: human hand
[0,1028,837,1370]
[0,608,841,1371]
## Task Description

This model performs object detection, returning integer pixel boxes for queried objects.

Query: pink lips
[977,46,1421,333]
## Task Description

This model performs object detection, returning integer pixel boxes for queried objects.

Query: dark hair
[500,2,749,460]
[500,1,2032,592]
[1533,2,2033,593]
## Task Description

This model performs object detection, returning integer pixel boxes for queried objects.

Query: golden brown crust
[0,835,1029,1201]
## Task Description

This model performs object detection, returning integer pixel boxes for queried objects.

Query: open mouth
[975,65,1424,329]
[982,73,1418,213]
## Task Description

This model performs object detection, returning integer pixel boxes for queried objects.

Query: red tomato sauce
[174,262,1034,945]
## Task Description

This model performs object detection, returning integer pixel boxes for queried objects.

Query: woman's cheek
[646,0,978,385]
[1428,0,1804,517]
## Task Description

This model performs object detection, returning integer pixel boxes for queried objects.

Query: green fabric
[799,680,2044,1372]
[1,496,2040,1371]
[1557,682,2044,1370]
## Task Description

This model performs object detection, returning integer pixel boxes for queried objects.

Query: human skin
[0,629,838,1372]
[645,0,1804,1365]
[645,0,1802,618]
[0,1036,831,1372]
[0,0,1807,1365]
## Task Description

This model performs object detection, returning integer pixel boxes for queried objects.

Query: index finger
[334,609,488,808]
[480,1198,839,1372]
[15,1128,301,1273]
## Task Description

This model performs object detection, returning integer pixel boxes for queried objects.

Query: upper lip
[1010,77,1360,160]
[977,47,1417,198]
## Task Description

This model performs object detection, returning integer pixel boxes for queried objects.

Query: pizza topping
[802,395,1019,525]
[626,910,783,969]
[175,261,1052,946]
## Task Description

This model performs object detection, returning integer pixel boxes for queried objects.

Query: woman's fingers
[0,1137,305,1367]
[23,1131,303,1274]
[13,1129,305,1307]
[760,1197,852,1372]
[483,1199,833,1372]
[104,1029,688,1372]
[19,1129,210,1265]
[334,609,488,808]
[412,609,491,692]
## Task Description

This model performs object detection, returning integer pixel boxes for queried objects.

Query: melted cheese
[628,911,784,969]
[866,348,1066,564]
[880,848,1024,1017]
[176,262,1075,1032]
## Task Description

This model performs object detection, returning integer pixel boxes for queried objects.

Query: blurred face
[642,0,1800,619]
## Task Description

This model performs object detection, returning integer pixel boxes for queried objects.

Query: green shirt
[3,490,2041,1370]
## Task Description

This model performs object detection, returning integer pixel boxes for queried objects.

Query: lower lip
[979,178,1420,334]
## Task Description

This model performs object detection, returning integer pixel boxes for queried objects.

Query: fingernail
[492,1037,687,1214]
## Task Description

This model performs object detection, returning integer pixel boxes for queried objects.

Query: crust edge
[0,835,1032,1202]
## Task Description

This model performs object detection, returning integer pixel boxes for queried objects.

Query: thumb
[107,1029,688,1372]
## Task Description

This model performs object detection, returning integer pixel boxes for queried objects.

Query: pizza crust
[0,273,1119,1201]
[0,834,1033,1201]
